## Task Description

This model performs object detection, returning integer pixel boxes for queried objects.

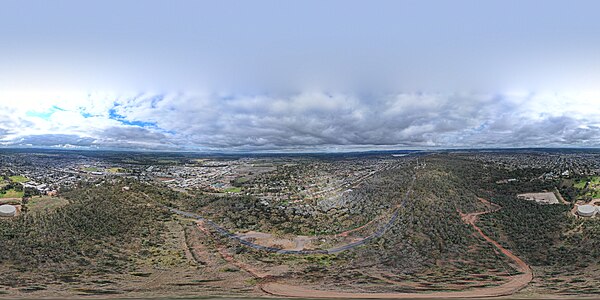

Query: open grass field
[9,175,28,183]
[82,166,100,172]
[223,187,242,193]
[574,176,600,199]
[82,167,100,172]
[0,189,24,199]
[157,159,179,164]
[574,176,600,186]
[107,167,126,173]
[26,196,69,214]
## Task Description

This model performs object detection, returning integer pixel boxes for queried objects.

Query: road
[169,165,533,298]
[169,173,416,255]
[261,197,533,299]
[169,206,399,255]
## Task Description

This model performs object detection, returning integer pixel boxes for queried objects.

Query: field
[517,192,559,204]
[26,196,70,214]
[0,189,24,198]
[107,167,126,173]
[82,166,100,172]
[223,187,242,193]
[574,176,600,199]
[9,175,28,183]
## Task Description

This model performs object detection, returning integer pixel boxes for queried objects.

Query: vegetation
[9,175,28,183]
[342,159,517,283]
[223,187,242,193]
[429,154,600,294]
[212,156,524,292]
[82,166,100,172]
[107,167,127,173]
[0,181,173,286]
[24,196,70,214]
[0,152,599,296]
[571,176,600,200]
[178,164,416,235]
[1,188,24,199]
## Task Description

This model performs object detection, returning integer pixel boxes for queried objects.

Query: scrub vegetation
[0,152,598,297]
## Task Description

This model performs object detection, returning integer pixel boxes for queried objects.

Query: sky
[1,0,600,151]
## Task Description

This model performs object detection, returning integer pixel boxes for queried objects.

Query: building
[576,204,597,217]
[0,204,16,217]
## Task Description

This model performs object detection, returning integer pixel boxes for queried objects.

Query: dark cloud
[15,134,96,147]
[96,126,168,143]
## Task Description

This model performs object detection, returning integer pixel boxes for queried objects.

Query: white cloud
[0,90,599,151]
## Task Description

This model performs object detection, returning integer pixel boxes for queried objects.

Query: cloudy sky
[1,0,600,151]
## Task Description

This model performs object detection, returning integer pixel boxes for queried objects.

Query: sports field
[574,176,600,199]
[9,175,28,183]
[0,189,24,199]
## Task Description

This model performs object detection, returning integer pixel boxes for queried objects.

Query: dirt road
[260,198,533,299]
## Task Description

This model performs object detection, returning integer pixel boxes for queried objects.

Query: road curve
[260,198,533,299]
[169,206,398,255]
[169,175,416,255]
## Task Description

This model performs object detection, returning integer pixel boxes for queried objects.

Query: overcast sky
[1,0,600,151]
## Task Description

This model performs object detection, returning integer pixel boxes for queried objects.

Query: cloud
[0,90,599,151]
[15,134,96,147]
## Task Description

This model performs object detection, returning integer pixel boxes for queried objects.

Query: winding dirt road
[260,198,533,299]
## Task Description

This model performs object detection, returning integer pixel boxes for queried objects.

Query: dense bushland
[0,181,171,284]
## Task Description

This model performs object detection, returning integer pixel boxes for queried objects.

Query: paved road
[328,174,414,253]
[169,174,416,255]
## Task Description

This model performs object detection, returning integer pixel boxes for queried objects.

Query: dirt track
[260,198,533,299]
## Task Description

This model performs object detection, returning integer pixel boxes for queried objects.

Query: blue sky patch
[108,106,157,128]
[26,105,66,120]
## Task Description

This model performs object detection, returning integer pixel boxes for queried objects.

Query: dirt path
[554,187,570,205]
[196,221,270,279]
[260,198,533,299]
[335,215,380,238]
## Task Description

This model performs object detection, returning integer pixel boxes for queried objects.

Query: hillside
[0,154,598,298]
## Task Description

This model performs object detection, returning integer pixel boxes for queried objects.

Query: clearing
[223,187,242,193]
[107,167,126,173]
[574,176,600,199]
[82,166,100,172]
[1,189,24,199]
[9,175,28,183]
[26,196,69,214]
[517,192,559,205]
[237,231,313,251]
